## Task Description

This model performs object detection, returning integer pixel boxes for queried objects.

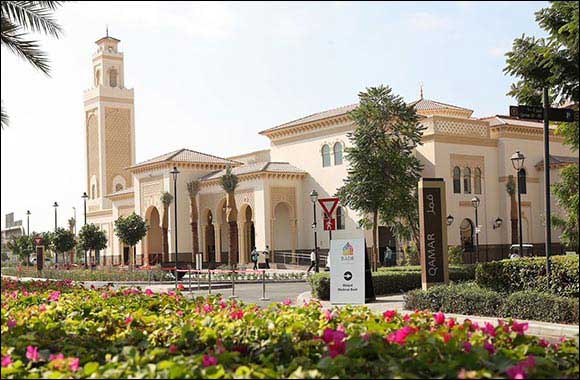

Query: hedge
[475,255,579,298]
[404,283,579,325]
[309,265,475,300]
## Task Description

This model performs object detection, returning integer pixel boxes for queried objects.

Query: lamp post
[310,190,319,273]
[26,210,31,236]
[170,166,180,279]
[82,192,89,268]
[511,151,525,258]
[53,202,59,265]
[471,196,480,263]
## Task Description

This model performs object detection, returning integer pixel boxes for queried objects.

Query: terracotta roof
[535,155,579,169]
[200,162,306,181]
[130,148,237,169]
[408,98,472,112]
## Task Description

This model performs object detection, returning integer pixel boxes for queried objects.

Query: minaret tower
[83,33,135,212]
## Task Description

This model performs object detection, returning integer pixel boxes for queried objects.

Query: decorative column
[215,224,222,263]
[290,218,297,264]
[238,221,246,265]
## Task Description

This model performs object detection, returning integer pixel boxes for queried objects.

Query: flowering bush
[1,278,578,379]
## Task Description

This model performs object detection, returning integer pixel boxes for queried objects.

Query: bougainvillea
[1,278,578,379]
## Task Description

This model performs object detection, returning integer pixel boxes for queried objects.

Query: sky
[1,1,548,232]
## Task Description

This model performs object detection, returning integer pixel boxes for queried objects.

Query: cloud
[404,11,452,31]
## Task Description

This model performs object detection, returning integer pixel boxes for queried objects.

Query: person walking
[264,245,271,269]
[307,250,316,273]
[251,247,259,270]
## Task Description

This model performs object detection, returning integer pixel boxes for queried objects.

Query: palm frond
[160,192,174,207]
[1,1,64,38]
[1,101,8,129]
[220,166,238,193]
[186,180,201,198]
[1,16,51,75]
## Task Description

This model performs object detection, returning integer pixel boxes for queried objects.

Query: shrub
[402,245,420,266]
[448,245,464,265]
[404,283,579,325]
[475,255,579,298]
[310,265,475,300]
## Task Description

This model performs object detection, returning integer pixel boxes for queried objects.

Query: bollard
[208,268,212,295]
[188,264,192,295]
[229,269,237,299]
[174,266,178,292]
[148,269,151,287]
[197,269,201,291]
[260,270,270,301]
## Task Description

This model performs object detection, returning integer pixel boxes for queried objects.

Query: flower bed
[2,278,577,379]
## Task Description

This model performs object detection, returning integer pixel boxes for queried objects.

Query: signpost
[324,218,336,231]
[330,238,366,304]
[509,105,578,122]
[319,197,339,242]
[33,237,44,272]
[418,178,449,290]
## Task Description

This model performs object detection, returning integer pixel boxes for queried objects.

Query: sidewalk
[297,291,580,340]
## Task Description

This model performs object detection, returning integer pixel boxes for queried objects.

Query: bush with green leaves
[448,246,464,265]
[475,255,579,298]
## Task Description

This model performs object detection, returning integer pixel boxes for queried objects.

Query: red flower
[434,312,445,325]
[202,355,218,367]
[484,341,496,355]
[177,310,184,317]
[282,298,292,306]
[169,344,178,354]
[482,322,497,337]
[177,284,185,290]
[539,338,549,348]
[124,315,133,325]
[443,333,452,344]
[49,353,64,361]
[463,342,472,352]
[511,321,528,335]
[230,309,244,320]
[26,346,40,362]
[7,319,16,329]
[383,310,397,321]
[387,326,415,345]
[145,289,154,297]
[447,319,456,328]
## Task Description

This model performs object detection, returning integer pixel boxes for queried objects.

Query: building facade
[84,35,577,267]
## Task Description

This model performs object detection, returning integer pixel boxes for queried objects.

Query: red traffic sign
[324,218,336,231]
[33,237,44,246]
[318,197,339,218]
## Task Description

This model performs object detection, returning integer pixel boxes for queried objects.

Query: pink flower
[1,355,12,367]
[203,304,213,313]
[69,358,81,372]
[124,315,133,325]
[48,291,61,302]
[26,346,40,362]
[169,344,178,354]
[39,304,47,312]
[383,310,397,321]
[49,353,64,361]
[7,319,16,329]
[463,342,472,352]
[324,309,335,321]
[321,328,347,358]
[482,322,497,337]
[361,333,370,341]
[282,298,292,306]
[484,341,496,355]
[511,321,528,335]
[167,290,176,297]
[177,310,184,317]
[403,314,411,322]
[447,319,456,328]
[202,355,218,367]
[177,284,185,290]
[434,312,445,325]
[539,338,549,348]
[506,365,527,379]
[387,326,415,345]
[230,309,244,320]
[219,299,227,309]
[145,289,154,297]
[101,292,110,300]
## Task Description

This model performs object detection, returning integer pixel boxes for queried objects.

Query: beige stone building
[84,35,577,267]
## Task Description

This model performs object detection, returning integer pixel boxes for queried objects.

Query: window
[115,183,124,192]
[321,144,331,167]
[474,168,482,194]
[91,184,96,199]
[333,142,343,165]
[453,167,461,194]
[518,168,527,194]
[463,167,472,194]
[336,206,345,230]
[109,68,118,87]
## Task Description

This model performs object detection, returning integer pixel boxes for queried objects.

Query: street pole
[26,210,30,236]
[542,87,552,276]
[171,166,180,290]
[474,207,479,263]
[82,192,88,268]
[313,202,319,273]
[517,170,524,257]
[53,202,58,265]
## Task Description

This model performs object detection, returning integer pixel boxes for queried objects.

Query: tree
[336,85,424,271]
[1,1,66,128]
[67,217,75,264]
[160,191,173,263]
[51,227,76,266]
[221,166,239,268]
[505,1,579,252]
[78,224,107,269]
[6,235,33,264]
[187,179,201,263]
[114,212,148,271]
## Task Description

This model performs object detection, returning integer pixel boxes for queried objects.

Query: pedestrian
[251,246,259,270]
[307,250,316,273]
[264,245,271,269]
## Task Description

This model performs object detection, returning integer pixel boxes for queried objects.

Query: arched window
[321,144,331,167]
[463,167,472,194]
[518,168,527,194]
[109,68,118,87]
[453,167,461,194]
[336,206,345,230]
[474,167,482,194]
[333,142,343,165]
[91,184,96,199]
[115,183,124,192]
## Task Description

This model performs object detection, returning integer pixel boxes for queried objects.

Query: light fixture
[170,166,180,181]
[446,214,454,226]
[471,196,480,209]
[310,189,318,203]
[493,217,503,229]
[510,150,525,171]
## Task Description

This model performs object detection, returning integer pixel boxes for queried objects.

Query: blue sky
[1,1,548,231]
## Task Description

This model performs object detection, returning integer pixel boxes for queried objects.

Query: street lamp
[170,166,180,281]
[446,214,454,226]
[82,192,89,268]
[26,210,31,236]
[53,202,59,265]
[310,189,319,273]
[493,217,503,230]
[471,196,480,263]
[510,151,525,257]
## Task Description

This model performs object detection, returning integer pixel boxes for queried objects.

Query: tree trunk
[372,210,378,272]
[162,205,169,263]
[225,191,238,268]
[190,196,199,263]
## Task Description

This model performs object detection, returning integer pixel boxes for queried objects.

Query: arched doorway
[239,204,255,264]
[145,206,162,265]
[205,210,215,266]
[273,202,292,259]
[460,218,474,256]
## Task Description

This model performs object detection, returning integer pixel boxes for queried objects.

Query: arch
[336,206,345,230]
[474,168,482,194]
[203,209,216,264]
[109,68,118,87]
[321,144,331,167]
[112,175,126,193]
[333,142,343,165]
[459,218,474,253]
[453,166,461,194]
[518,168,527,194]
[463,167,472,194]
[239,203,255,264]
[273,202,292,253]
[144,206,162,266]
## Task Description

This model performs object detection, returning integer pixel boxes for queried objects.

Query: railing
[273,250,328,266]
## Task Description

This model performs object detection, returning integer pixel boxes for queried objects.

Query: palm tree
[160,191,174,263]
[67,217,75,265]
[1,1,66,128]
[187,179,201,264]
[220,166,239,268]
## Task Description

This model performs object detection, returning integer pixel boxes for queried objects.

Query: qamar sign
[418,178,449,289]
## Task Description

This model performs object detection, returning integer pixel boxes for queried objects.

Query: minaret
[83,33,135,212]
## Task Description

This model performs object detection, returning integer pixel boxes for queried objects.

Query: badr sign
[418,178,449,289]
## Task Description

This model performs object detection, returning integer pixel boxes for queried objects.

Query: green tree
[505,1,579,252]
[6,235,33,264]
[51,227,76,265]
[78,224,108,269]
[114,212,148,270]
[1,1,66,128]
[337,85,424,271]
[160,191,173,263]
[221,166,239,268]
[187,179,201,263]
